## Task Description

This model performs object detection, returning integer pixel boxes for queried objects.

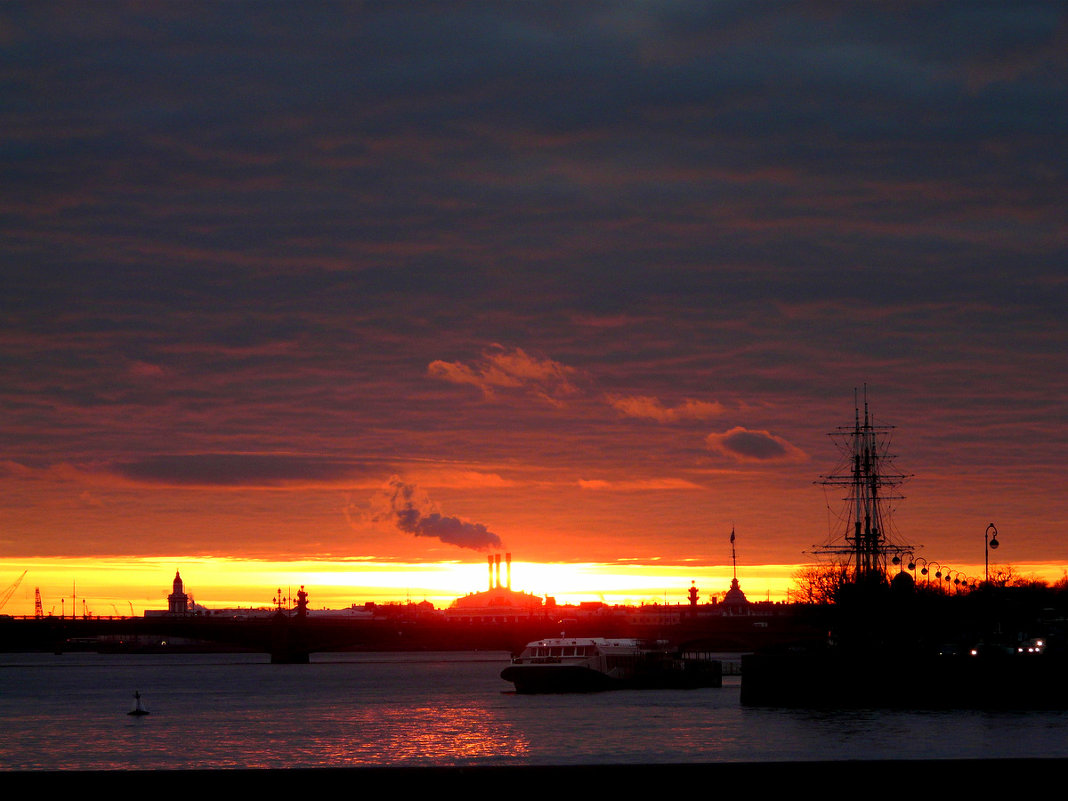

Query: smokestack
[494,553,501,589]
[488,555,494,591]
[506,553,512,590]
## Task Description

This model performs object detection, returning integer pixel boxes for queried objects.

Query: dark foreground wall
[11,759,1068,792]
[0,609,826,657]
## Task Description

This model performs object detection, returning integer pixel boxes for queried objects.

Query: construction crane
[0,571,27,613]
[34,587,43,619]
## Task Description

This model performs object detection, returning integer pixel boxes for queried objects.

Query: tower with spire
[722,527,750,613]
[167,570,189,614]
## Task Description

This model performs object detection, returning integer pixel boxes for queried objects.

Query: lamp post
[941,568,953,593]
[985,523,999,585]
[923,561,945,592]
[892,551,915,571]
[933,564,951,595]
[917,558,933,589]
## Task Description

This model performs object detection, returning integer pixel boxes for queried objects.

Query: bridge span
[0,610,826,663]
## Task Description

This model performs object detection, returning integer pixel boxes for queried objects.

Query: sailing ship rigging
[813,389,913,584]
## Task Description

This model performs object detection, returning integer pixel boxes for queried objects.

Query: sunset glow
[3,557,1065,620]
[1,3,1065,617]
[1,557,802,617]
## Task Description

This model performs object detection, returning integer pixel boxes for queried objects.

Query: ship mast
[815,388,910,584]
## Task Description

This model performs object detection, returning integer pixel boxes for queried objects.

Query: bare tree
[792,564,850,604]
[985,564,1047,589]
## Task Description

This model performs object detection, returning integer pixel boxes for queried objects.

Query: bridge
[0,608,826,663]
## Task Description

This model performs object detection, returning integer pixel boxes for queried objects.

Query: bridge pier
[270,615,310,664]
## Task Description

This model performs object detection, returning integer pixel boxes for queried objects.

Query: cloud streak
[105,454,378,489]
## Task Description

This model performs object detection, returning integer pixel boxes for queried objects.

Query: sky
[1,2,1066,614]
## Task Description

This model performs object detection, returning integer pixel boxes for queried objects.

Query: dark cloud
[109,454,375,488]
[706,427,806,463]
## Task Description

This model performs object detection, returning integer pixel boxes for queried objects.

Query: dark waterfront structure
[741,582,1068,708]
[742,395,1068,709]
[0,600,825,663]
[0,550,823,662]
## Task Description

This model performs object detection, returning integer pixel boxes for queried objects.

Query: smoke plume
[373,476,502,551]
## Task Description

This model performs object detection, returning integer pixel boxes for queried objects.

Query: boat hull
[501,663,621,694]
[501,657,722,694]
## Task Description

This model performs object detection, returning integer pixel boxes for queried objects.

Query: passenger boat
[501,637,721,693]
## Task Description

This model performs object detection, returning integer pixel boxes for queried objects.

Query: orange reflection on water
[311,704,530,765]
[386,705,530,762]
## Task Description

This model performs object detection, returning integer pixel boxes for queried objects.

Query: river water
[2,651,1068,772]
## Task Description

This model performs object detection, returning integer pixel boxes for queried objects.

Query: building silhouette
[167,570,189,614]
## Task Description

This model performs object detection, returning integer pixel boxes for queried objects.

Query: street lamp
[941,569,953,593]
[985,523,999,584]
[917,559,935,589]
[932,564,952,594]
[892,551,914,575]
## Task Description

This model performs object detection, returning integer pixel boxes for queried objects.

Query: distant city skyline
[2,3,1065,616]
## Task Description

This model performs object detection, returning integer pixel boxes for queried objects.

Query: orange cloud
[607,394,724,422]
[428,344,579,404]
[400,468,519,490]
[126,360,166,378]
[577,477,704,491]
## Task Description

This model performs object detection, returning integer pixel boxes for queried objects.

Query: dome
[890,570,916,593]
[723,577,749,607]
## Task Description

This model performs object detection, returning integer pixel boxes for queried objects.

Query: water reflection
[333,705,531,764]
[3,654,1068,769]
